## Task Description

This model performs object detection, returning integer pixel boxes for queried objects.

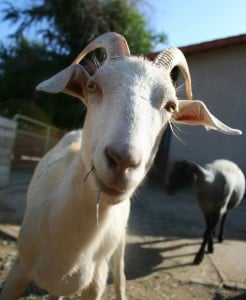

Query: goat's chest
[30,250,95,295]
[30,227,123,295]
[28,201,130,295]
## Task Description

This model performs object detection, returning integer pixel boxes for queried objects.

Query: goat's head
[36,32,241,202]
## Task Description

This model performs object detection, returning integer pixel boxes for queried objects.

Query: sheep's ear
[173,100,242,135]
[36,64,90,102]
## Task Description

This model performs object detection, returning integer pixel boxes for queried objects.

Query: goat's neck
[46,162,124,259]
[56,155,126,230]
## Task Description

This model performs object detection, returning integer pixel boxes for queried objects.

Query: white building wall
[169,43,246,172]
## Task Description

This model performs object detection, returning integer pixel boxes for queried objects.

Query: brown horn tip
[72,32,130,65]
[155,47,193,100]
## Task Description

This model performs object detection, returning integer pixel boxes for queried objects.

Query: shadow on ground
[125,238,201,280]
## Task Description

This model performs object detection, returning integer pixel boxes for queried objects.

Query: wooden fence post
[0,116,17,187]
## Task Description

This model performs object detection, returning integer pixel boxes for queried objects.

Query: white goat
[0,32,242,299]
[167,159,245,264]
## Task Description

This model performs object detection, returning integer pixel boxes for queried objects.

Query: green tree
[2,0,166,56]
[0,38,86,129]
[0,0,167,129]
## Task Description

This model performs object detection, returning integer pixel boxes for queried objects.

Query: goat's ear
[173,100,242,135]
[36,64,90,102]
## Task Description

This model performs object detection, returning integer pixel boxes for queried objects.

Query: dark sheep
[166,159,245,264]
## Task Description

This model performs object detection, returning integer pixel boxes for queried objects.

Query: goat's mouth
[96,176,127,197]
[87,161,136,198]
[91,167,131,197]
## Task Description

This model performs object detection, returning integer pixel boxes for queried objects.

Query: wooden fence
[12,114,65,168]
[0,116,17,187]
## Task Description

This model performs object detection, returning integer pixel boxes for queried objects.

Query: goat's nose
[105,145,142,171]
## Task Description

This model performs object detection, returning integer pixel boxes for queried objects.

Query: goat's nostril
[105,147,119,169]
[105,146,141,170]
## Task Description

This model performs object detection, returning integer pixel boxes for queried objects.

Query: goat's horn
[72,32,130,64]
[154,47,193,100]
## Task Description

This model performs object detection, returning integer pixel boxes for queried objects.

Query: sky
[144,0,246,51]
[0,0,245,51]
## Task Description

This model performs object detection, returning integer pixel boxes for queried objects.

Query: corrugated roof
[147,34,246,60]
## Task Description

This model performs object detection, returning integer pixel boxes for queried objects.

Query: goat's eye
[165,100,176,113]
[87,80,97,93]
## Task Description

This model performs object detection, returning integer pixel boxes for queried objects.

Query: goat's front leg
[111,236,127,300]
[80,260,108,300]
[0,258,30,300]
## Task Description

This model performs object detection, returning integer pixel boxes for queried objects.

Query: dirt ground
[0,236,244,300]
[0,173,245,299]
